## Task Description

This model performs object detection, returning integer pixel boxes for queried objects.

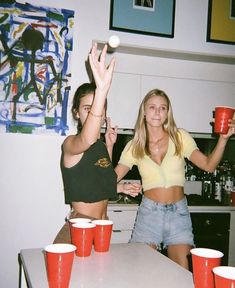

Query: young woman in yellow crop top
[115,88,235,270]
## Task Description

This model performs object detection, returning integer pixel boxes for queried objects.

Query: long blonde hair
[132,89,182,159]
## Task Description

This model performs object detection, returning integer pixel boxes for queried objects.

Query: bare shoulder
[62,135,84,167]
[63,134,76,151]
[62,134,82,154]
[62,133,87,161]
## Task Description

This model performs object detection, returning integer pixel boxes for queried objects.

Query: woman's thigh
[167,244,192,270]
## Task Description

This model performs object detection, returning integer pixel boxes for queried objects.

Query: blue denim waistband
[142,196,187,211]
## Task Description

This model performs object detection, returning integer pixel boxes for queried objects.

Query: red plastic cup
[69,218,91,243]
[214,106,235,134]
[190,248,224,288]
[213,266,235,288]
[231,190,235,206]
[72,222,95,257]
[92,220,113,252]
[44,243,76,288]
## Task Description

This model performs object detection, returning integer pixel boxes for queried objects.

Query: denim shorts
[130,196,194,248]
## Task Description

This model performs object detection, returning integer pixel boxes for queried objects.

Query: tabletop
[20,243,194,288]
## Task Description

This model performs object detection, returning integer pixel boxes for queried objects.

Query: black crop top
[61,139,117,203]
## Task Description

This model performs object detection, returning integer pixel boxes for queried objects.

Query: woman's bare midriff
[72,200,108,220]
[144,186,185,204]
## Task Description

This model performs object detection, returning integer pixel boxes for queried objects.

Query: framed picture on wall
[207,0,235,45]
[109,0,175,38]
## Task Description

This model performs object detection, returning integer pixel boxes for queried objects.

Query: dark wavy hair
[71,83,107,133]
[71,83,96,133]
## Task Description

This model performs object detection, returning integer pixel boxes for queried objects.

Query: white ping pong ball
[108,35,120,48]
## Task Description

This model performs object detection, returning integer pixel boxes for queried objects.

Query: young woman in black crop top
[54,44,141,243]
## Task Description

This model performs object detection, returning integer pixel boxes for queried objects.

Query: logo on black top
[95,158,111,168]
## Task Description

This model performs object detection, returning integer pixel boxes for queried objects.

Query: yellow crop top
[118,129,198,191]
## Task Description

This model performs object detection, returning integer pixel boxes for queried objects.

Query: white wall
[0,0,235,287]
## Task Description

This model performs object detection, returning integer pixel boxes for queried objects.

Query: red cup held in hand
[214,106,235,134]
[190,248,224,288]
[92,220,113,252]
[44,243,76,288]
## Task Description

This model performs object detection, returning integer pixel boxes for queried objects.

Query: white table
[20,243,194,288]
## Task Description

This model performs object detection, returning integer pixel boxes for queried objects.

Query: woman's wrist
[89,110,103,118]
[117,183,125,194]
[218,134,229,146]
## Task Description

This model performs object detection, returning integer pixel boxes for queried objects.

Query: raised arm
[189,119,235,172]
[64,43,115,156]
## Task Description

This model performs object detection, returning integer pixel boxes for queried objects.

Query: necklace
[155,143,160,153]
[150,136,165,154]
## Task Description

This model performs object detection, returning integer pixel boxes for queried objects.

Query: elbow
[86,138,97,146]
[205,167,216,174]
[80,135,97,148]
[80,131,99,146]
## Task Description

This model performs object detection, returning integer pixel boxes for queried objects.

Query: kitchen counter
[189,205,235,212]
[20,243,194,288]
[109,202,235,212]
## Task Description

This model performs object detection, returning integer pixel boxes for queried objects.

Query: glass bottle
[213,169,221,202]
[222,168,234,205]
[202,172,213,200]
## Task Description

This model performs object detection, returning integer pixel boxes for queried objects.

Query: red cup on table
[190,248,224,288]
[213,266,235,288]
[44,243,76,288]
[69,218,91,243]
[214,106,235,134]
[92,220,113,252]
[72,222,96,257]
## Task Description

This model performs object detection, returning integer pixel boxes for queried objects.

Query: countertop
[108,202,235,212]
[108,194,235,212]
[20,243,194,288]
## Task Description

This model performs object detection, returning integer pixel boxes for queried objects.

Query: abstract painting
[0,1,74,135]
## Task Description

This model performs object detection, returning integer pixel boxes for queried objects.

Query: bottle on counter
[222,168,234,205]
[213,169,222,203]
[202,172,213,200]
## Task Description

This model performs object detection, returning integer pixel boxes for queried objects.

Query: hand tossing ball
[108,35,120,48]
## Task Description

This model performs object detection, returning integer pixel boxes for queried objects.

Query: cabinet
[190,212,230,266]
[229,211,235,266]
[107,204,138,243]
[96,41,235,132]
[107,73,141,129]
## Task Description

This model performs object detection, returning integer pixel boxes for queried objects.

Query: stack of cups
[44,243,76,288]
[213,266,235,287]
[214,106,235,134]
[72,221,96,257]
[70,218,113,257]
[190,248,224,288]
[69,217,91,244]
